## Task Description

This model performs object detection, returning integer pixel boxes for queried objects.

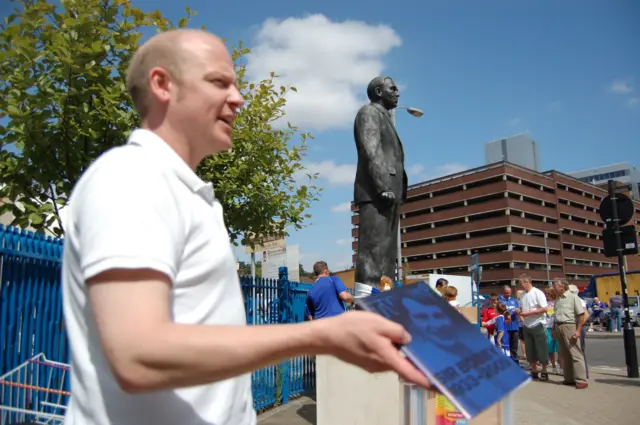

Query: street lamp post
[524,231,551,285]
[391,106,424,283]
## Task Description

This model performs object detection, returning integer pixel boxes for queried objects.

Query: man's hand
[571,331,580,340]
[380,191,395,204]
[316,311,431,389]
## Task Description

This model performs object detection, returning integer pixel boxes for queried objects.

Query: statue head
[366,76,399,111]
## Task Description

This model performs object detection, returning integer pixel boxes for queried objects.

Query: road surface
[585,336,640,371]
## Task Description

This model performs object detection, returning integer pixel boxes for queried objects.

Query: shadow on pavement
[296,403,317,424]
[594,378,640,387]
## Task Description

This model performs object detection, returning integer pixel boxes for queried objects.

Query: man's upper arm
[538,291,548,309]
[332,276,347,295]
[305,294,314,316]
[574,296,585,316]
[74,155,185,358]
[76,155,183,283]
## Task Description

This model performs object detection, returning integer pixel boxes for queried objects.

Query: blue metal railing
[0,225,314,413]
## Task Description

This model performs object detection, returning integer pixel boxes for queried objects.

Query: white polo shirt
[61,129,255,425]
[520,287,548,328]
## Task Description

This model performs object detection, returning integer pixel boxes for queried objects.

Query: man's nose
[228,85,245,109]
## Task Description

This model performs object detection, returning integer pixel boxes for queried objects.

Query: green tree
[0,0,320,242]
[238,260,262,278]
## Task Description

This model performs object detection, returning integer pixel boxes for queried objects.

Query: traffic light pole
[608,180,639,378]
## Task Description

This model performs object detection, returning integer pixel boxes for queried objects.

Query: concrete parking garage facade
[350,161,640,292]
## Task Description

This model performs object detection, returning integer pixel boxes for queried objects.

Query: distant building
[485,134,540,172]
[568,162,640,201]
[350,161,640,292]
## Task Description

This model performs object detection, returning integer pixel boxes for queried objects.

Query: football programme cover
[355,281,530,419]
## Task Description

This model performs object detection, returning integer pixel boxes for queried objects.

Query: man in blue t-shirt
[306,261,354,320]
[499,285,521,364]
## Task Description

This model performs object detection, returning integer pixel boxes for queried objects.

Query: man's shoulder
[77,144,160,186]
[73,144,171,198]
[533,287,545,296]
[317,276,334,285]
[330,275,345,286]
[356,103,384,120]
[310,277,333,293]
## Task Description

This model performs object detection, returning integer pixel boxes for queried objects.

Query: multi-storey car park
[350,161,640,293]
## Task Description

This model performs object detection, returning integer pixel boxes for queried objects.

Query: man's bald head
[126,29,224,118]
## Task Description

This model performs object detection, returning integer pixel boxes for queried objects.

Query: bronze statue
[353,76,407,295]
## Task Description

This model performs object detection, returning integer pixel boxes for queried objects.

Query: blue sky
[2,0,639,271]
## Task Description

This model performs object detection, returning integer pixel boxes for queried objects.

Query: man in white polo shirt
[516,273,550,381]
[61,29,429,425]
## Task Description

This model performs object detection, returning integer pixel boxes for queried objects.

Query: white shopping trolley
[0,354,69,425]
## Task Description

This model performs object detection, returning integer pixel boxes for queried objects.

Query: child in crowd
[380,275,393,291]
[444,286,460,310]
[482,293,499,345]
[544,287,561,374]
[495,302,511,356]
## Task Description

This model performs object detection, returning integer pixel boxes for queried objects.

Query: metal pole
[391,108,403,282]
[251,252,257,325]
[544,234,550,285]
[608,180,639,378]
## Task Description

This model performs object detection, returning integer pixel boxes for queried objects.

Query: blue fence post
[278,266,291,405]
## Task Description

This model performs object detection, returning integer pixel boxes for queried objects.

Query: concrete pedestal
[316,355,400,425]
[316,355,511,425]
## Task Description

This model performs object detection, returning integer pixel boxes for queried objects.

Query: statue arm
[356,109,388,195]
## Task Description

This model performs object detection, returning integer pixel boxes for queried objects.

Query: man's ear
[374,86,382,98]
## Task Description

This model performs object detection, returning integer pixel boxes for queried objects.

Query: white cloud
[628,97,639,107]
[437,163,469,176]
[331,202,352,213]
[336,238,350,245]
[407,164,425,177]
[608,79,633,94]
[411,162,470,183]
[297,160,356,186]
[247,14,402,131]
[508,117,521,127]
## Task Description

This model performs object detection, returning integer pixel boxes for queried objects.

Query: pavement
[257,366,640,425]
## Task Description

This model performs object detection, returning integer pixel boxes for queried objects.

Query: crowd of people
[302,264,594,392]
[481,274,589,389]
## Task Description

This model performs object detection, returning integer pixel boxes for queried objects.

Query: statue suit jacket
[353,102,408,205]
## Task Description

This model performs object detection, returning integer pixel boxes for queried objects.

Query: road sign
[244,235,286,254]
[599,193,634,227]
[603,225,639,257]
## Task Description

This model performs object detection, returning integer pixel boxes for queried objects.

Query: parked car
[600,296,639,329]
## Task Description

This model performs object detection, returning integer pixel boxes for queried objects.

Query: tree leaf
[1,0,320,243]
[29,213,44,225]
